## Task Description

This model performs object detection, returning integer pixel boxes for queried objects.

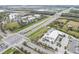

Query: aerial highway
[0,8,72,54]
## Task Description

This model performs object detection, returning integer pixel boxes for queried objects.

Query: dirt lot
[65,21,79,30]
[57,19,68,24]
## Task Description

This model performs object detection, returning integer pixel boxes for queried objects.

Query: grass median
[28,27,49,42]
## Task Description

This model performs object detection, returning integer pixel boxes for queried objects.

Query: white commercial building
[9,13,19,22]
[38,28,79,54]
[27,15,36,22]
[34,14,41,18]
[39,28,69,44]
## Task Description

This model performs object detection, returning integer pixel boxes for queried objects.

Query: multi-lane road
[0,8,71,54]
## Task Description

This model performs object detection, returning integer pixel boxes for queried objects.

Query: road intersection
[0,8,71,54]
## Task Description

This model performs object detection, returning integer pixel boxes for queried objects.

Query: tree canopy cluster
[61,13,79,18]
[0,12,9,22]
[70,9,79,14]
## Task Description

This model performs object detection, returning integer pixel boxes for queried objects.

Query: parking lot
[0,40,9,53]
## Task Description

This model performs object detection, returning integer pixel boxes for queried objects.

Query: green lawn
[28,27,49,42]
[4,22,20,31]
[3,48,16,54]
[3,48,22,54]
[68,31,79,38]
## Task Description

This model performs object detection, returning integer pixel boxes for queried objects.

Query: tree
[77,26,79,32]
[59,22,64,28]
[0,12,9,22]
[23,42,27,46]
[67,25,73,31]
[0,22,6,33]
[20,47,24,51]
[55,48,58,51]
[21,49,27,53]
[64,46,67,49]
[64,51,68,54]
